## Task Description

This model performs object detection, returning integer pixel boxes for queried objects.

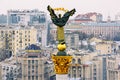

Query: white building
[0,57,21,80]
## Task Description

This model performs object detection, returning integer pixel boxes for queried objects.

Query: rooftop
[25,44,41,50]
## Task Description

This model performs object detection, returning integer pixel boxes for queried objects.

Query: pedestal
[56,74,68,80]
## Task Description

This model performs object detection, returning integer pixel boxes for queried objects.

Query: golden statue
[47,5,76,55]
[47,5,75,74]
[47,5,76,27]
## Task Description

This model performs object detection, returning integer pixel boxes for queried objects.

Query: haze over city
[1,0,120,80]
[0,0,120,20]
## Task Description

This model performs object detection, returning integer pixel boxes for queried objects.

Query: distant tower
[115,12,120,21]
[107,15,111,22]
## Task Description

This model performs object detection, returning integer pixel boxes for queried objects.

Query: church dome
[25,44,41,50]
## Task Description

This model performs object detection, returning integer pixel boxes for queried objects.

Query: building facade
[0,14,7,25]
[7,9,46,26]
[0,57,21,80]
[7,9,48,47]
[68,49,120,80]
[18,44,54,80]
[50,22,120,41]
[75,12,103,22]
[0,26,37,56]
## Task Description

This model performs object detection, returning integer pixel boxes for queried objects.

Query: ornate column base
[52,55,72,74]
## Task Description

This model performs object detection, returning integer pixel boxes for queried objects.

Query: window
[94,77,96,80]
[72,59,75,64]
[36,76,38,80]
[32,60,34,64]
[35,60,38,64]
[28,60,31,64]
[28,76,30,80]
[32,66,34,69]
[78,59,81,64]
[32,70,34,73]
[32,76,34,80]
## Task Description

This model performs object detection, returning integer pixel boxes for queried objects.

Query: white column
[56,74,68,80]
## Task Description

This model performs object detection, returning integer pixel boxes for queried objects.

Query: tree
[88,34,94,39]
[78,32,88,40]
[88,44,94,52]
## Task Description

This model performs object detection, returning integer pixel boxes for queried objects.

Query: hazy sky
[0,0,120,20]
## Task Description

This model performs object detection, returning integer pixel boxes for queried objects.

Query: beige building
[107,55,120,80]
[18,44,54,80]
[95,41,113,54]
[68,49,115,80]
[50,22,120,40]
[68,50,99,80]
[0,26,37,56]
[0,63,2,80]
[89,38,118,54]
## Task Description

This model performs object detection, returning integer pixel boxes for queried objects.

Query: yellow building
[0,26,37,56]
[89,37,102,43]
[95,41,114,55]
[89,38,117,55]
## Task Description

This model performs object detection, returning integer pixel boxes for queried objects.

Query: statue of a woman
[47,5,76,27]
[47,5,76,56]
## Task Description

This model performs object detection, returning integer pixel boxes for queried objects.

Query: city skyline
[0,0,120,20]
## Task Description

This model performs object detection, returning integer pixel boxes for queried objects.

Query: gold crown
[52,55,72,74]
[53,8,68,12]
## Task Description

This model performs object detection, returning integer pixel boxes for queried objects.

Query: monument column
[47,5,76,80]
[56,74,68,80]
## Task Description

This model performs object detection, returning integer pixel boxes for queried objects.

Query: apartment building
[107,55,120,80]
[68,49,120,80]
[0,57,21,80]
[68,50,98,80]
[7,9,48,47]
[0,26,37,56]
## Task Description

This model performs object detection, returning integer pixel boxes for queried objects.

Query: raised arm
[47,5,58,19]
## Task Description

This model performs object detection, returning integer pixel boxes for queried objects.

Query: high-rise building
[7,9,46,26]
[7,9,48,47]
